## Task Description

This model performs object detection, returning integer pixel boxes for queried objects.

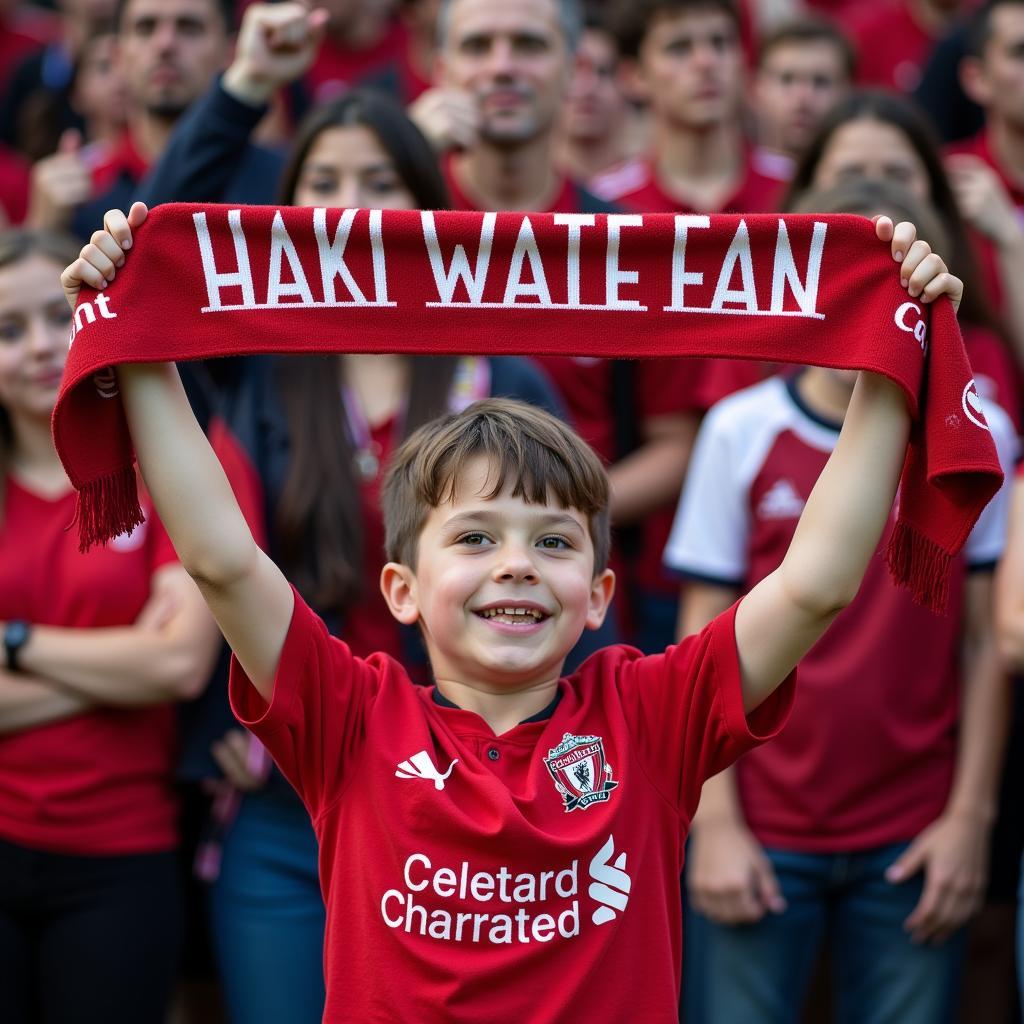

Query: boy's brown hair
[382,398,611,573]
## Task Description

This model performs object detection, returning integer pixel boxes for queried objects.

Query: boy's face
[381,455,615,691]
[634,8,743,131]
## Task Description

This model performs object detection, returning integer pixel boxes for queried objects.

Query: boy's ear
[380,562,421,625]
[585,568,616,631]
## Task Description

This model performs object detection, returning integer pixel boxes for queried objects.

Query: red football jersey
[665,374,1016,851]
[843,0,933,92]
[605,157,780,216]
[442,155,593,215]
[230,589,793,1022]
[0,479,180,854]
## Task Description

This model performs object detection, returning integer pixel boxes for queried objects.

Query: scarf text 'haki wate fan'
[52,205,1002,611]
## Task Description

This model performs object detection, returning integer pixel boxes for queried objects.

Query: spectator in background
[70,24,129,155]
[785,89,1020,426]
[669,178,1016,1024]
[750,15,854,199]
[558,7,641,194]
[412,0,614,213]
[0,0,114,160]
[26,0,252,239]
[600,0,776,215]
[0,0,57,102]
[303,0,408,103]
[0,227,221,1024]
[844,0,967,93]
[947,0,1024,367]
[994,456,1024,1012]
[359,0,443,104]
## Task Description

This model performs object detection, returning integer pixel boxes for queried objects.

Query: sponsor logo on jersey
[395,750,458,791]
[379,833,633,945]
[756,479,806,520]
[544,732,618,812]
[588,835,631,925]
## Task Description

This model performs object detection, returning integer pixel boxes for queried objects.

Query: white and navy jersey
[662,372,1017,852]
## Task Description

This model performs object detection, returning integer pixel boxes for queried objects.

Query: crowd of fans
[2,0,1024,1020]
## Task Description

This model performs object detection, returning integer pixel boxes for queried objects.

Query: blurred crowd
[2,0,1024,1021]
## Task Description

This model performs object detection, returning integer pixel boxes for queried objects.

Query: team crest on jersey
[544,732,618,812]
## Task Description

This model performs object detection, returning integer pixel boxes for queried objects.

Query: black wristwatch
[3,621,30,672]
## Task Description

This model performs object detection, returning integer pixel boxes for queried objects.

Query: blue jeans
[209,780,325,1024]
[683,842,966,1024]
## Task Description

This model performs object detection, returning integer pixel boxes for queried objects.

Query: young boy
[64,203,961,1022]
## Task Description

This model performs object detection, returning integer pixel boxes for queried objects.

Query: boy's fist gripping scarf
[53,204,1002,612]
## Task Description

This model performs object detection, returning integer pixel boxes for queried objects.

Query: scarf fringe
[71,467,144,552]
[886,520,951,614]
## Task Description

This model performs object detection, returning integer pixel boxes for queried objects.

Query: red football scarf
[53,204,1002,611]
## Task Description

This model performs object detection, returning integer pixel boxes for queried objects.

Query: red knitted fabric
[52,204,1003,611]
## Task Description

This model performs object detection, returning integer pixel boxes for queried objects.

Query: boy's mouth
[474,605,550,625]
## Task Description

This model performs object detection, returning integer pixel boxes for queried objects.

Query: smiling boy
[64,203,962,1022]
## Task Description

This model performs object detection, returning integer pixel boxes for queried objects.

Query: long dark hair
[0,229,81,521]
[783,89,1003,336]
[273,90,458,614]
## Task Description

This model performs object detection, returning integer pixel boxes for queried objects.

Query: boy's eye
[457,532,491,547]
[537,535,570,550]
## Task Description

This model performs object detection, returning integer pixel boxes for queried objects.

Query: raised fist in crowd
[27,130,93,231]
[222,1,330,107]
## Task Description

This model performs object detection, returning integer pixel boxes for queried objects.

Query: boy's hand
[688,818,787,924]
[885,810,989,944]
[61,202,148,310]
[874,215,963,314]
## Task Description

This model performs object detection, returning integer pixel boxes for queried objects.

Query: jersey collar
[431,686,563,724]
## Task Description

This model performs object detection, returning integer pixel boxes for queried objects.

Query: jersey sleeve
[228,587,389,819]
[663,402,750,586]
[616,599,795,819]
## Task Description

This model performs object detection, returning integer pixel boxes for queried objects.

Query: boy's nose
[493,544,538,582]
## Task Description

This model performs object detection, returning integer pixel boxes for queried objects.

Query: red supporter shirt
[665,374,1016,852]
[304,20,410,104]
[604,156,780,216]
[230,589,793,1022]
[0,143,28,223]
[0,479,180,855]
[442,155,592,215]
[843,1,934,92]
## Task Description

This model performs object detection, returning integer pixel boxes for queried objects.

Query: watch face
[5,621,28,648]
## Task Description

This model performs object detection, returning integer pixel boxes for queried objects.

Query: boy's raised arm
[62,204,294,700]
[733,218,960,713]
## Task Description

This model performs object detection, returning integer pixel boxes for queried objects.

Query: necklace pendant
[354,447,380,481]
